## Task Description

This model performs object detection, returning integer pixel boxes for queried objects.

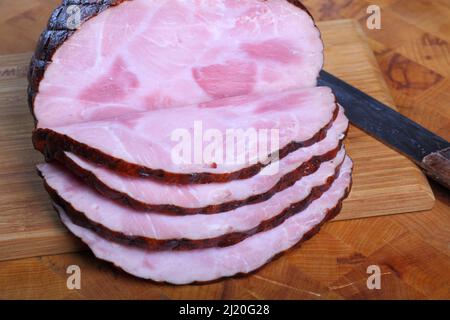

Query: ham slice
[30,0,323,127]
[39,149,346,250]
[52,106,348,214]
[29,0,355,284]
[56,156,353,284]
[34,87,338,184]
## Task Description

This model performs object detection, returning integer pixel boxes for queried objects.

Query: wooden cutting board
[0,19,435,262]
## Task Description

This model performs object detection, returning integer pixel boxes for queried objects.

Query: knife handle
[421,147,450,190]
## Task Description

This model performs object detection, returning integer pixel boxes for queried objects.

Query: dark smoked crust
[286,0,313,18]
[28,0,127,122]
[32,105,339,185]
[54,174,353,284]
[44,156,345,251]
[50,132,346,215]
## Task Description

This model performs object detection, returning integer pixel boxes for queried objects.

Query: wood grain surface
[0,0,449,299]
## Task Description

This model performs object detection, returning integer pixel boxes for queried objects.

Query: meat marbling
[30,0,323,127]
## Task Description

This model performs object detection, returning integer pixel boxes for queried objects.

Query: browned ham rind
[41,155,344,251]
[55,159,353,284]
[49,139,344,216]
[33,105,338,185]
[58,198,348,284]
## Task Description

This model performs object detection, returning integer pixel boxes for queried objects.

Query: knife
[318,70,450,190]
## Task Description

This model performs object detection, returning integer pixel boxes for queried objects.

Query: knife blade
[318,70,450,190]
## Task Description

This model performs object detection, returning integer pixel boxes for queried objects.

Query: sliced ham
[30,0,323,127]
[56,156,353,284]
[39,149,346,250]
[29,0,355,284]
[53,106,348,214]
[33,87,338,184]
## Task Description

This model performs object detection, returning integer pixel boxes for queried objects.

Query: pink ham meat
[29,0,355,283]
[55,106,348,214]
[34,87,337,183]
[39,149,346,243]
[32,0,323,128]
[56,157,353,284]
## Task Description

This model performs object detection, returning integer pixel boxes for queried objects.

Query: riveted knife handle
[421,147,450,190]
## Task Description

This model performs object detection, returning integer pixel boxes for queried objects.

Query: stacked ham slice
[30,0,353,284]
